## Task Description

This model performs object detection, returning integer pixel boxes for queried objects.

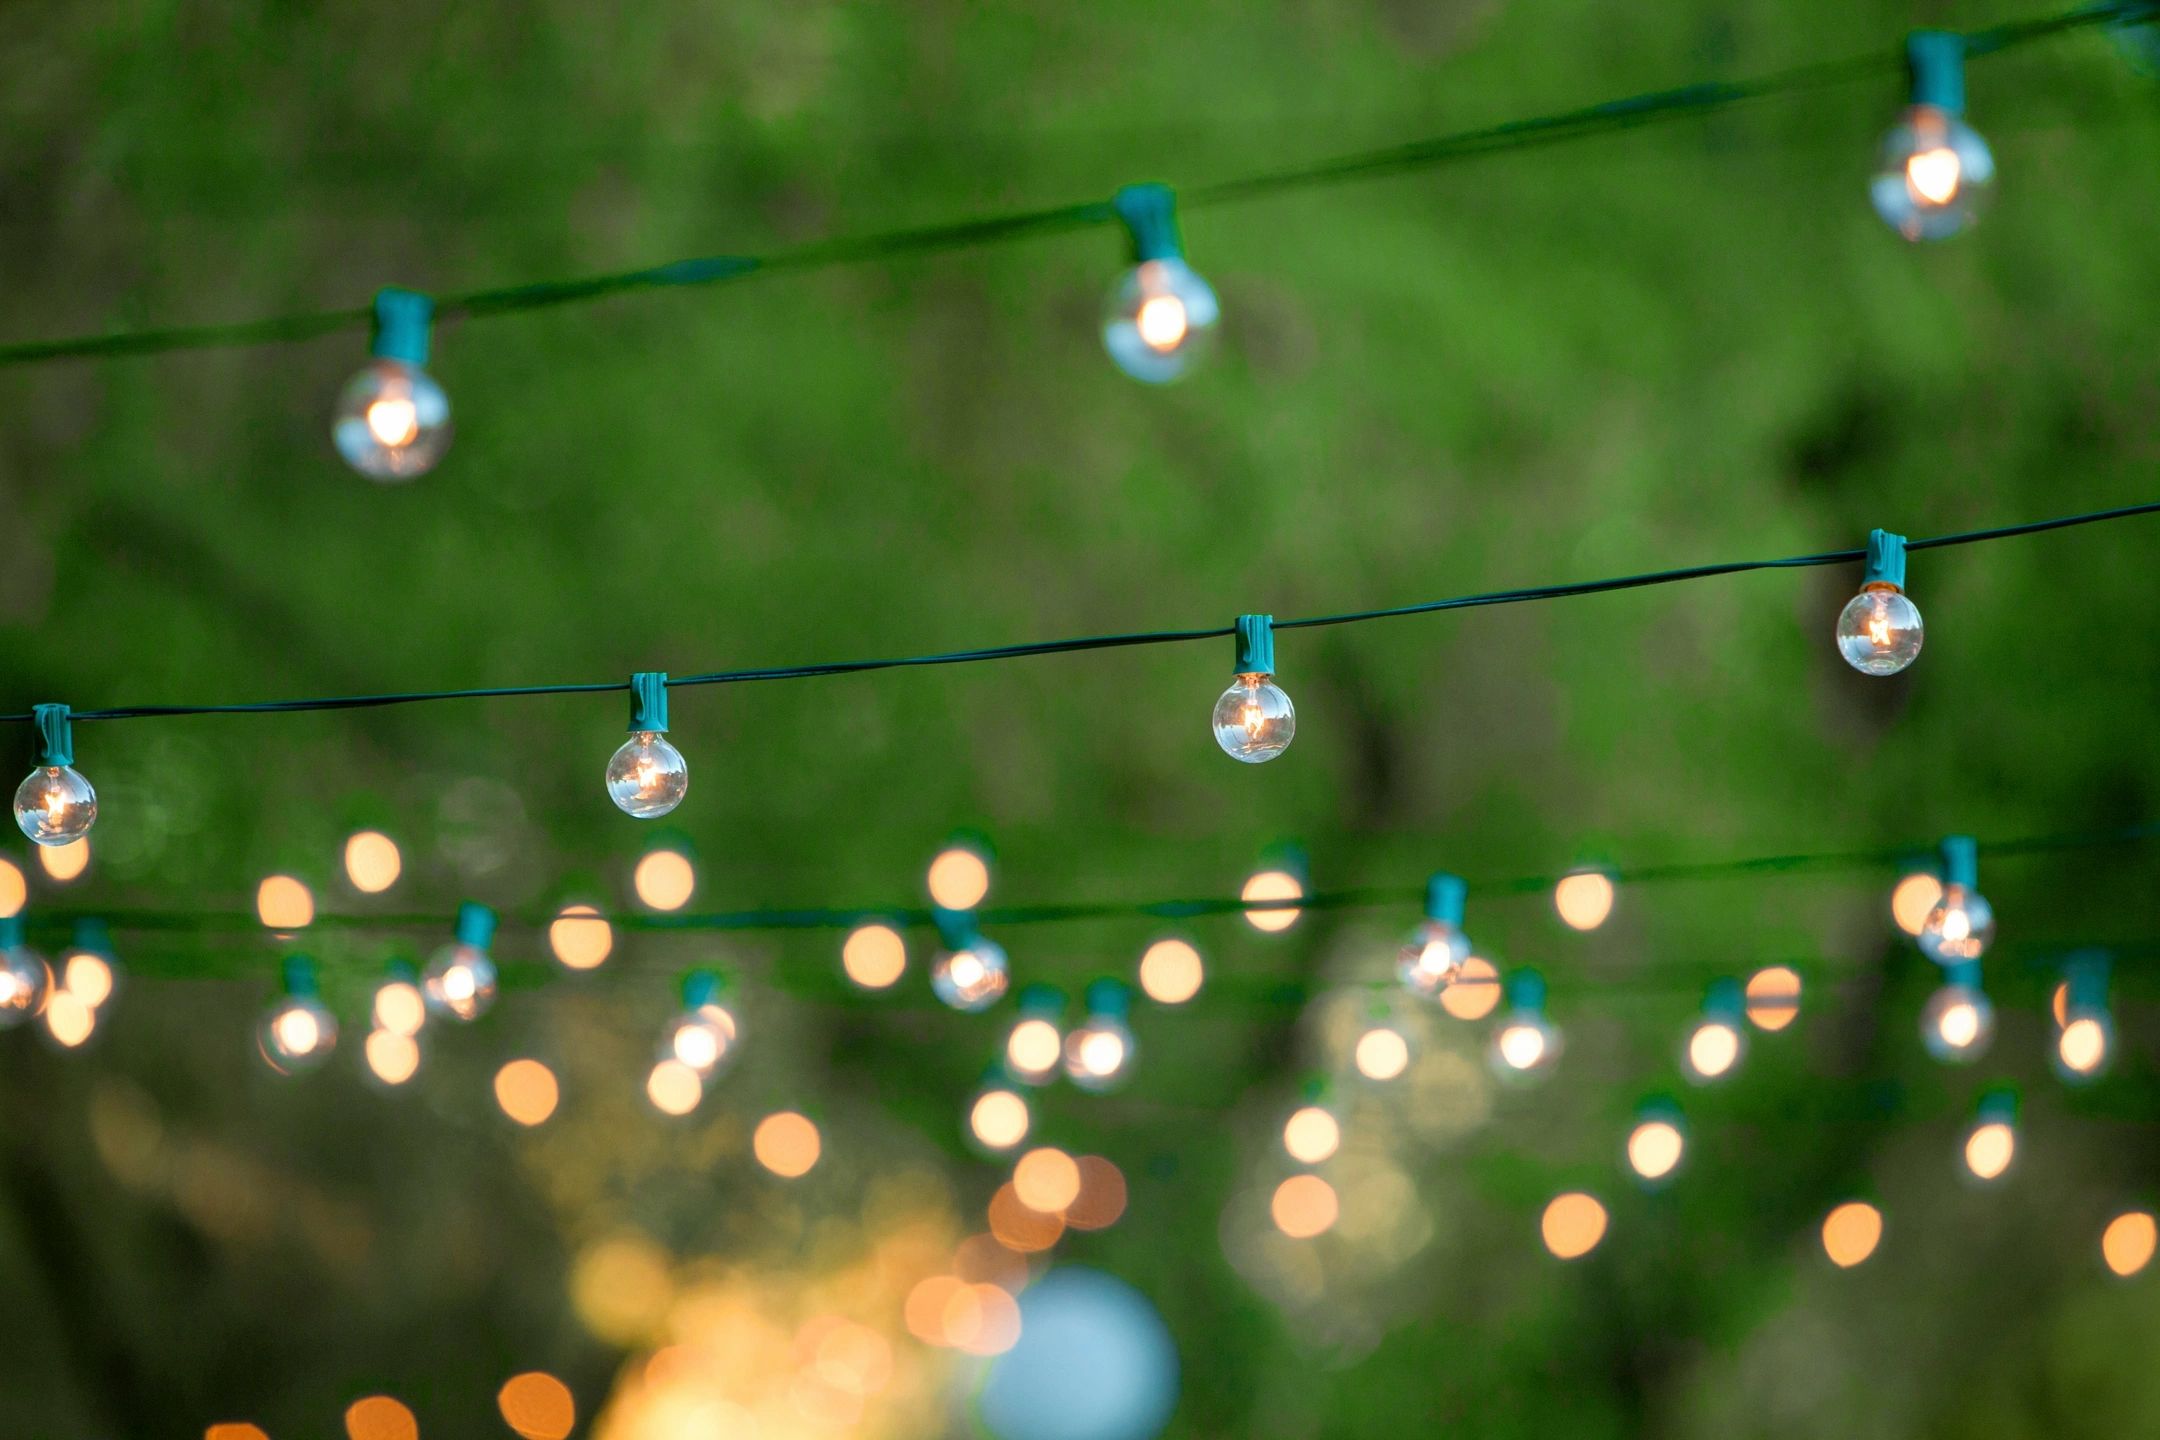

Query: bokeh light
[927,846,991,910]
[343,1394,418,1440]
[956,1232,1032,1293]
[1440,954,1502,1020]
[204,1426,270,1440]
[1540,1192,1608,1259]
[646,1058,703,1116]
[343,830,402,893]
[1136,937,1205,1004]
[754,1111,821,1177]
[1014,1147,1082,1213]
[978,1268,1179,1440]
[943,1280,1023,1356]
[1891,872,1942,936]
[372,979,425,1036]
[1744,966,1802,1031]
[0,857,24,916]
[2101,1210,2157,1277]
[365,1029,421,1086]
[989,1182,1066,1252]
[1354,1024,1411,1081]
[842,923,907,989]
[38,837,89,882]
[1553,871,1615,931]
[1282,1105,1341,1165]
[572,1233,674,1344]
[255,874,314,931]
[1240,870,1303,933]
[498,1371,577,1440]
[44,989,94,1047]
[971,1088,1032,1151]
[548,904,614,970]
[633,849,696,911]
[61,952,114,1008]
[1684,1020,1742,1081]
[1963,1121,2015,1181]
[2058,1017,2109,1075]
[495,1059,560,1127]
[1821,1201,1883,1267]
[1627,1119,1685,1181]
[2052,981,2070,1027]
[1065,1156,1129,1231]
[1270,1174,1339,1238]
[1007,1017,1064,1079]
[907,1275,970,1342]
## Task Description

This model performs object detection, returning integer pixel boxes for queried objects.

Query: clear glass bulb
[1835,584,1924,675]
[333,358,452,480]
[1062,1016,1137,1093]
[1397,920,1470,998]
[1101,258,1220,383]
[1212,673,1295,762]
[1920,982,1994,1061]
[664,1003,738,1075]
[257,997,339,1074]
[423,942,498,1021]
[607,731,689,818]
[13,765,97,846]
[1917,884,1994,963]
[1490,1013,1561,1080]
[0,943,52,1028]
[1870,106,1995,241]
[930,939,1009,1012]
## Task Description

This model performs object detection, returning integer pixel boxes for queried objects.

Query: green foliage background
[2,1,2159,1436]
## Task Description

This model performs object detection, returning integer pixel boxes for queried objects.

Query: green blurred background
[3,1,2160,1436]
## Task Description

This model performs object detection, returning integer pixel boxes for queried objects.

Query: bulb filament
[1905,147,1962,207]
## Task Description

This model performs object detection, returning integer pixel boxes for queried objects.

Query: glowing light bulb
[1490,972,1561,1080]
[1136,937,1204,1004]
[258,958,338,1075]
[1835,584,1924,675]
[646,1057,703,1115]
[1102,187,1219,382]
[1870,86,1993,240]
[969,1084,1032,1152]
[1685,1020,1743,1081]
[364,1028,421,1086]
[372,973,426,1037]
[930,929,1010,1012]
[1920,966,1994,1062]
[1744,966,1802,1031]
[1064,981,1137,1092]
[1891,871,1943,936]
[661,973,739,1077]
[13,765,96,846]
[1212,673,1295,762]
[1005,1016,1064,1085]
[1962,1120,2015,1181]
[1916,837,1992,964]
[343,830,402,893]
[841,923,907,989]
[1627,1116,1686,1182]
[1241,869,1304,933]
[2057,1014,2111,1079]
[0,920,52,1027]
[43,989,94,1048]
[56,921,118,1011]
[1399,873,1470,998]
[333,290,451,480]
[1553,870,1615,931]
[1282,1104,1341,1165]
[607,731,688,818]
[1354,1022,1412,1081]
[423,903,499,1021]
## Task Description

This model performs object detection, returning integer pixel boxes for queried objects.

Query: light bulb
[1212,673,1295,762]
[931,938,1009,1012]
[2056,1014,2112,1080]
[61,950,117,1009]
[1103,260,1219,383]
[969,1085,1033,1152]
[371,976,426,1037]
[13,765,96,846]
[1871,106,1993,241]
[1282,1105,1341,1165]
[1354,1022,1412,1081]
[1835,584,1924,675]
[664,1004,738,1076]
[364,1028,422,1086]
[1917,884,1994,963]
[423,944,496,1020]
[1493,1018,1551,1073]
[1398,920,1469,999]
[606,731,688,818]
[0,931,52,1027]
[1063,1015,1136,1093]
[1962,1120,2016,1181]
[332,359,452,479]
[259,995,338,1075]
[1919,979,1994,1062]
[1684,1019,1744,1081]
[1627,1118,1686,1182]
[1005,1016,1064,1084]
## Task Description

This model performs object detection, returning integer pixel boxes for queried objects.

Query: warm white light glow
[548,904,614,970]
[255,874,315,932]
[1891,872,1942,936]
[0,858,25,917]
[37,838,89,882]
[495,1059,560,1126]
[1744,966,1802,1031]
[1541,1192,1608,1259]
[1007,1018,1063,1077]
[2102,1210,2157,1277]
[273,1006,322,1056]
[1686,1021,1741,1080]
[1241,870,1303,933]
[1354,1025,1410,1080]
[1937,1000,1982,1051]
[1137,938,1204,1004]
[365,1028,421,1085]
[365,395,421,447]
[673,1022,722,1071]
[1553,871,1615,931]
[970,1089,1031,1150]
[842,924,907,989]
[1963,1122,2015,1181]
[754,1111,821,1177]
[927,847,991,910]
[1135,294,1189,352]
[1282,1105,1340,1165]
[61,953,114,1008]
[44,990,94,1047]
[1905,147,1962,206]
[343,831,402,893]
[372,980,426,1037]
[1271,1174,1338,1238]
[2059,1017,2108,1074]
[1822,1201,1883,1267]
[646,1058,703,1116]
[1496,1023,1546,1072]
[1013,1147,1082,1213]
[1627,1120,1685,1180]
[633,850,696,911]
[1440,954,1502,1020]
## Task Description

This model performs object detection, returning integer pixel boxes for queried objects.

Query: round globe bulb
[13,765,96,846]
[1397,920,1469,998]
[1491,1014,1560,1079]
[606,731,688,819]
[931,940,1010,1012]
[1212,674,1295,762]
[258,997,339,1074]
[1920,982,1995,1062]
[333,358,452,480]
[1006,1017,1064,1083]
[1917,885,1994,964]
[1870,106,1994,241]
[423,942,498,1021]
[1062,1018,1136,1092]
[1835,585,1924,675]
[1102,259,1220,383]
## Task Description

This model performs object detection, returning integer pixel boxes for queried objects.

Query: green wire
[0,0,2149,369]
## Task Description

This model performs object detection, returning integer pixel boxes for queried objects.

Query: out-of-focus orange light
[1891,873,1942,936]
[1822,1201,1883,1267]
[365,1029,421,1086]
[969,1088,1030,1150]
[646,1059,703,1116]
[44,990,95,1047]
[842,924,907,989]
[1241,871,1303,933]
[927,847,991,910]
[633,850,696,911]
[1744,966,1802,1031]
[1540,1192,1608,1259]
[255,874,314,932]
[987,1183,1065,1253]
[1013,1147,1082,1213]
[1282,1105,1340,1165]
[944,1282,1022,1355]
[494,1059,560,1127]
[343,831,402,893]
[548,904,614,970]
[343,1394,418,1440]
[2102,1210,2157,1277]
[0,857,25,917]
[1270,1174,1338,1238]
[754,1111,821,1177]
[497,1372,576,1440]
[1137,938,1204,1004]
[1440,954,1502,1020]
[1065,1155,1128,1231]
[1354,1025,1410,1080]
[1553,871,1615,931]
[38,838,90,882]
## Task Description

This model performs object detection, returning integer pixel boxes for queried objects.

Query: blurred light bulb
[969,1087,1032,1152]
[372,977,426,1037]
[1918,884,1994,963]
[1282,1105,1340,1165]
[1241,869,1303,933]
[548,904,614,970]
[1553,870,1615,931]
[1963,1120,2016,1181]
[2102,1210,2157,1278]
[0,933,51,1028]
[646,1058,704,1116]
[1872,106,1993,240]
[607,730,688,818]
[1397,920,1468,999]
[1744,966,1802,1031]
[37,838,89,882]
[1494,1020,1550,1073]
[13,765,96,846]
[1005,1017,1064,1084]
[0,857,22,918]
[1063,1015,1136,1092]
[1439,954,1502,1020]
[259,995,338,1074]
[842,923,907,989]
[364,1028,421,1086]
[633,849,696,911]
[1103,259,1219,383]
[2057,1015,2111,1079]
[1627,1119,1686,1181]
[61,951,116,1009]
[1891,872,1943,936]
[43,988,94,1048]
[1212,673,1295,762]
[343,830,402,893]
[1685,1020,1743,1081]
[334,360,451,479]
[1920,977,1994,1062]
[1136,937,1204,1005]
[931,938,1009,1012]
[665,1004,738,1076]
[927,847,992,909]
[1836,584,1925,675]
[1354,1023,1411,1081]
[255,874,315,933]
[425,907,499,1022]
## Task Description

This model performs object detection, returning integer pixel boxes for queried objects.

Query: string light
[258,955,338,1075]
[333,288,451,480]
[926,840,993,910]
[1063,979,1138,1092]
[0,916,51,1028]
[754,1111,822,1177]
[2101,1210,2157,1278]
[1821,1201,1884,1268]
[1003,986,1066,1085]
[968,1070,1033,1153]
[1490,970,1561,1081]
[1835,530,1924,675]
[1743,966,1802,1031]
[660,969,740,1076]
[12,704,95,847]
[57,919,119,1011]
[370,961,426,1037]
[494,1058,561,1127]
[1540,1192,1609,1260]
[929,907,1009,1012]
[342,830,402,893]
[1353,1009,1413,1081]
[254,874,315,933]
[1398,872,1470,998]
[1917,835,1994,964]
[1440,954,1502,1020]
[645,1057,703,1115]
[1282,1091,1341,1165]
[632,847,696,910]
[423,902,499,1021]
[1960,1089,2018,1182]
[1920,959,1995,1062]
[1625,1103,1687,1184]
[1212,614,1295,763]
[364,1027,421,1087]
[1271,1174,1339,1239]
[547,903,615,970]
[43,987,95,1048]
[607,673,688,819]
[1136,936,1204,1005]
[1241,864,1304,933]
[842,922,908,989]
[1553,869,1615,931]
[1103,184,1219,383]
[1681,979,1746,1083]
[1871,32,1994,242]
[2054,955,2113,1082]
[1891,869,1943,936]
